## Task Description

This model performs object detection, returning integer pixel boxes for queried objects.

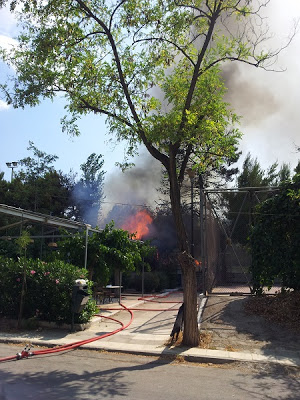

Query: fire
[121,209,153,240]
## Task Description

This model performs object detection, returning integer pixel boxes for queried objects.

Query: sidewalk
[0,292,299,367]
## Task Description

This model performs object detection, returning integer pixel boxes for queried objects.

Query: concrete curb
[1,293,299,368]
[0,335,299,367]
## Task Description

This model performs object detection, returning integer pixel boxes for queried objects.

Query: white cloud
[0,34,17,51]
[0,4,18,37]
[0,100,10,110]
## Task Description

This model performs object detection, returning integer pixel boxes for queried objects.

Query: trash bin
[72,279,90,314]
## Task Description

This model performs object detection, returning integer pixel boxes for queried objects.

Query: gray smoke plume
[100,151,165,227]
[222,63,280,126]
[219,1,300,170]
[101,0,300,227]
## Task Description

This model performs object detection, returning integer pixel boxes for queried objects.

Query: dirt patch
[166,330,213,349]
[165,293,300,356]
[200,294,300,358]
[199,330,213,349]
[244,292,300,332]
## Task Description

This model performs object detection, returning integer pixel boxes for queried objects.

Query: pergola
[0,204,102,269]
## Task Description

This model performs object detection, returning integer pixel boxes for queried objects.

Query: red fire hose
[0,294,183,363]
[0,303,133,362]
[138,291,183,303]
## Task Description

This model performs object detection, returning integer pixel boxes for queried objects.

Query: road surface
[0,343,299,399]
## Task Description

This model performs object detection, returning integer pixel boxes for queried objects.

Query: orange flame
[121,210,153,240]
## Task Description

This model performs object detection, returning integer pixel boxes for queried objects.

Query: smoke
[71,181,102,227]
[222,63,280,126]
[220,0,300,170]
[95,1,300,231]
[100,2,300,227]
[100,151,165,227]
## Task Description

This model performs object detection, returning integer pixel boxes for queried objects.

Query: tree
[249,173,300,293]
[4,142,72,216]
[236,153,278,188]
[226,153,294,245]
[293,160,300,175]
[0,172,8,204]
[0,0,294,345]
[18,141,58,180]
[57,222,154,286]
[72,153,105,225]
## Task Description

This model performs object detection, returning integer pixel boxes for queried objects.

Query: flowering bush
[0,256,97,324]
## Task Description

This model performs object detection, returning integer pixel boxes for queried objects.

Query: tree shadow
[131,311,175,335]
[201,296,300,364]
[1,345,299,400]
[0,349,174,400]
[232,363,300,400]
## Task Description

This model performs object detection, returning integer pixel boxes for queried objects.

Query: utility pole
[199,174,206,294]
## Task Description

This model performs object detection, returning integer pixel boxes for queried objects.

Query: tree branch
[109,0,128,31]
[75,0,169,169]
[132,36,196,67]
[178,144,193,185]
[69,30,106,46]
[176,3,226,142]
[78,98,134,128]
[75,2,141,126]
[174,0,212,19]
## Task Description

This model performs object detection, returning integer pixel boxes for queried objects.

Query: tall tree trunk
[168,154,199,347]
[178,252,199,346]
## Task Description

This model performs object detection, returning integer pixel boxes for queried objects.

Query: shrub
[133,272,160,293]
[123,270,171,293]
[0,256,97,324]
[156,271,170,292]
[249,174,300,293]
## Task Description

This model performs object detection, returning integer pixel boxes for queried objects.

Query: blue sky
[0,93,127,181]
[0,0,300,189]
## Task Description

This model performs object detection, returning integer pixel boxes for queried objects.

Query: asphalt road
[0,343,299,400]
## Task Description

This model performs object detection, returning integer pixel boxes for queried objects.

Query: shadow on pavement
[0,346,179,400]
[0,346,299,400]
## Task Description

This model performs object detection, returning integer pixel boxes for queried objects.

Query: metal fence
[199,187,279,294]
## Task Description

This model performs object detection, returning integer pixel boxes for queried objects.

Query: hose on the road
[0,293,184,363]
[0,303,133,362]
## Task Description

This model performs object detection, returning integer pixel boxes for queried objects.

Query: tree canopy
[0,142,71,216]
[1,0,282,173]
[250,173,300,293]
[225,153,296,245]
[0,0,293,345]
[57,222,155,285]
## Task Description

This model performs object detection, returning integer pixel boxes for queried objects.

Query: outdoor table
[105,285,123,304]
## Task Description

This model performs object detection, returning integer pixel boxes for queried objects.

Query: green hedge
[249,174,300,293]
[0,256,97,324]
[124,271,171,293]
